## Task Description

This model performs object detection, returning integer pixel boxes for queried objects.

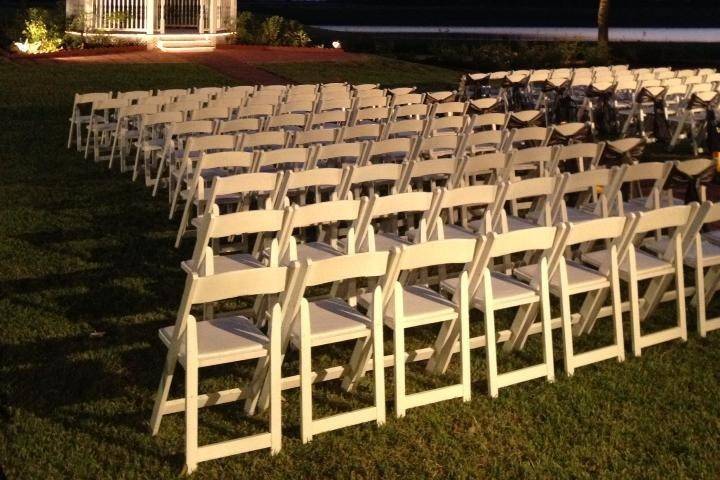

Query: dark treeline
[243,0,720,28]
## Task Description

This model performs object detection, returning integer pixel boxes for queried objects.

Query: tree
[597,0,610,45]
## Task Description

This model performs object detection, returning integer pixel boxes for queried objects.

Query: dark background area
[243,0,720,28]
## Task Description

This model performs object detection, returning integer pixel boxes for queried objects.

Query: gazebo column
[208,0,216,34]
[146,0,155,34]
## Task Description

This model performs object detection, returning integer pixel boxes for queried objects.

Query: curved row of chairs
[459,66,720,155]
[67,77,720,474]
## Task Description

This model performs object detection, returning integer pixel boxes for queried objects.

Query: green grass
[1,59,720,479]
[259,56,459,91]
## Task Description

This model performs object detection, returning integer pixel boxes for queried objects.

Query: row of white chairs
[150,191,720,472]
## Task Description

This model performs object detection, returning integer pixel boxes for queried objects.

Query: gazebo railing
[91,0,147,31]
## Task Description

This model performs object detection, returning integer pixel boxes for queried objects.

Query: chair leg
[149,350,178,435]
[152,156,166,197]
[341,336,373,392]
[675,259,687,342]
[459,273,471,402]
[372,291,386,425]
[67,118,75,149]
[559,287,575,376]
[299,336,313,443]
[76,120,84,152]
[426,318,458,374]
[269,306,282,454]
[482,270,499,398]
[610,258,625,363]
[539,260,554,383]
[393,322,407,417]
[184,350,199,474]
[175,198,194,248]
[696,243,707,337]
[502,302,538,352]
[628,267,642,357]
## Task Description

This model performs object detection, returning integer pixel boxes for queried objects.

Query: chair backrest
[311,141,366,169]
[142,110,184,128]
[468,112,508,131]
[176,93,210,105]
[392,93,426,108]
[183,263,288,308]
[340,123,383,143]
[190,106,230,122]
[156,88,190,99]
[278,100,316,115]
[236,104,275,120]
[239,130,289,151]
[317,96,353,113]
[620,161,672,185]
[504,127,550,150]
[431,101,467,117]
[354,95,390,110]
[392,103,429,120]
[338,163,403,199]
[413,134,464,160]
[307,110,350,129]
[384,119,425,139]
[246,92,283,107]
[457,151,511,186]
[503,175,558,201]
[191,206,286,270]
[353,106,392,125]
[550,142,606,172]
[217,118,262,135]
[277,168,344,204]
[505,145,556,177]
[193,86,223,98]
[463,130,504,155]
[117,90,153,102]
[293,127,339,147]
[224,85,255,97]
[265,113,307,131]
[396,158,463,194]
[254,147,310,172]
[184,134,237,159]
[205,171,283,213]
[424,115,468,137]
[299,250,390,288]
[363,137,416,165]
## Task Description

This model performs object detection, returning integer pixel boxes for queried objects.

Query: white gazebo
[66,0,236,49]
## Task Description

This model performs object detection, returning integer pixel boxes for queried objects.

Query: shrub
[259,15,284,46]
[234,10,257,44]
[22,8,63,53]
[282,20,311,47]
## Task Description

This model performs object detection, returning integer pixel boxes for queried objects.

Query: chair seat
[372,232,412,251]
[624,196,681,213]
[583,247,674,280]
[645,235,720,267]
[294,242,344,263]
[515,262,609,295]
[565,207,600,223]
[159,315,268,368]
[441,224,477,240]
[91,122,118,132]
[504,215,539,232]
[704,230,720,247]
[291,298,372,347]
[442,271,538,310]
[359,285,456,328]
[181,253,264,275]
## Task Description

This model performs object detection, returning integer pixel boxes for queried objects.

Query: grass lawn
[1,58,720,479]
[259,56,459,91]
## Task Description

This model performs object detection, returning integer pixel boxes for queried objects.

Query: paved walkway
[13,45,366,84]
